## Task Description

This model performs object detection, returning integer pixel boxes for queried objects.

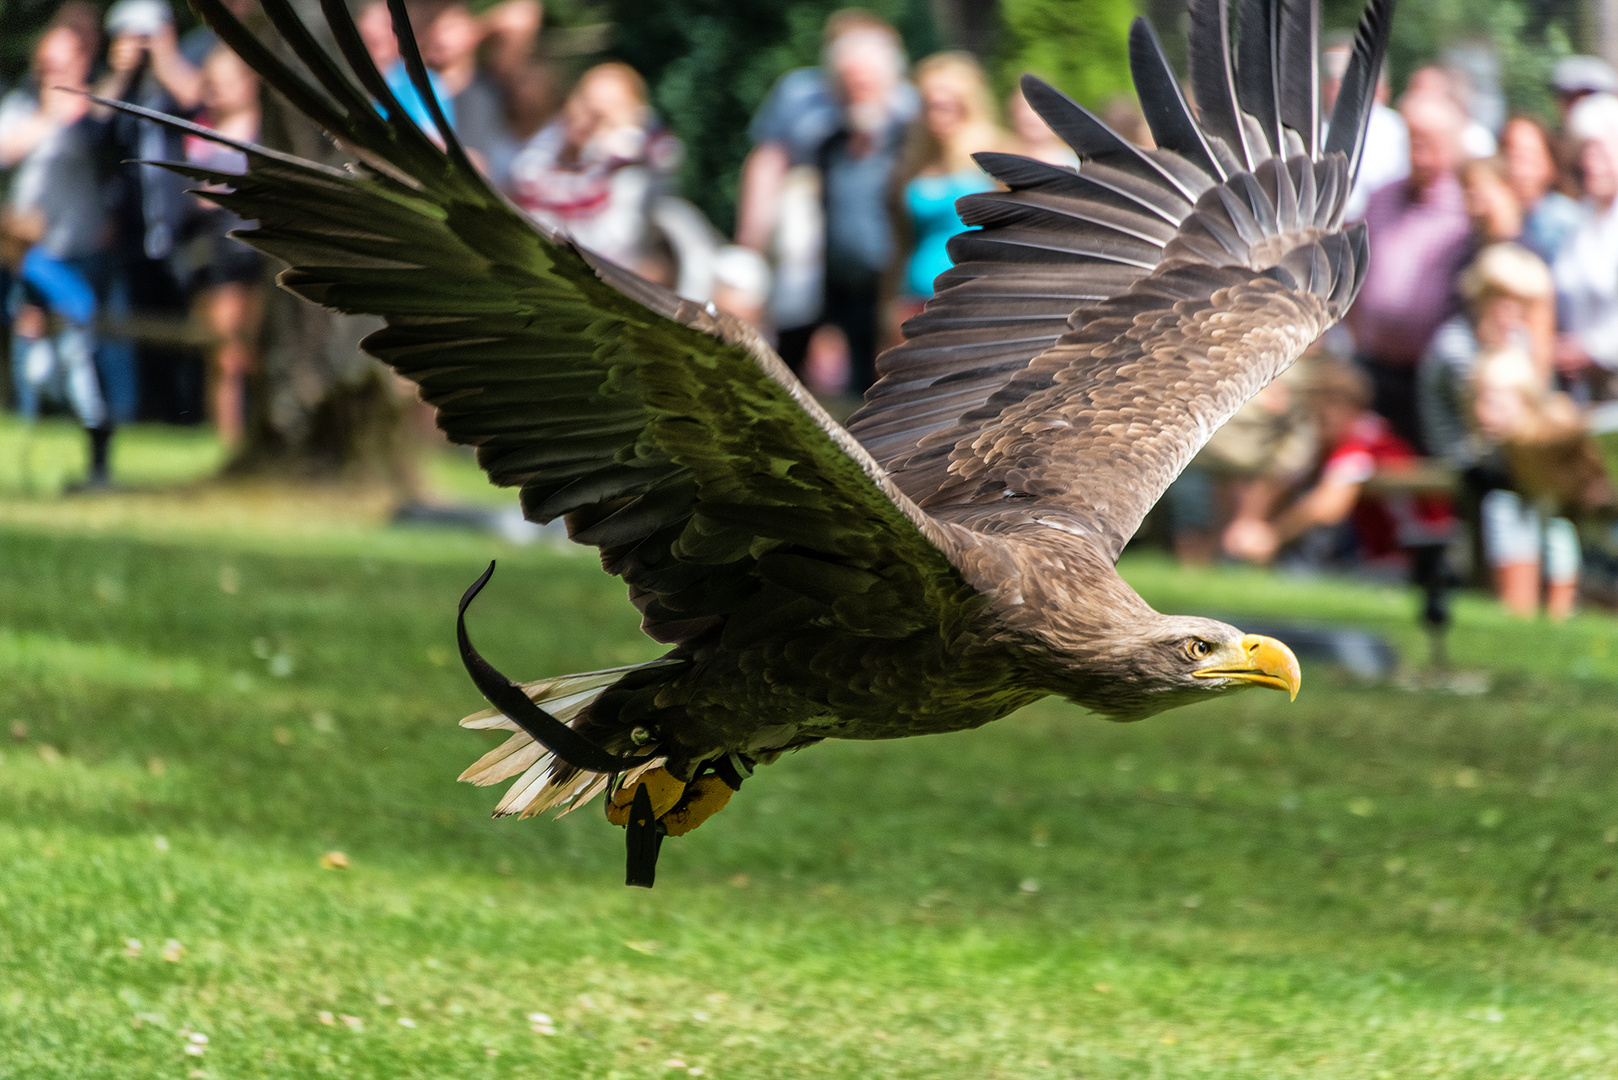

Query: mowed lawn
[4,419,1618,1078]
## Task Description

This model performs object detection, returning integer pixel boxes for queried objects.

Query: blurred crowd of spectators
[7,1,1618,616]
[0,0,556,481]
[1175,42,1618,619]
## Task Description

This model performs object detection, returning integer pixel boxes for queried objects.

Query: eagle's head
[1065,615,1302,722]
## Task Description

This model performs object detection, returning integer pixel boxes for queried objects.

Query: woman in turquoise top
[892,53,1010,315]
[904,169,994,297]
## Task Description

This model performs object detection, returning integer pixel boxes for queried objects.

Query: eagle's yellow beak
[1192,634,1301,700]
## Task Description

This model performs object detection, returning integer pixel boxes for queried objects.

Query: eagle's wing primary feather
[117,0,978,659]
[1277,0,1323,158]
[849,0,1393,560]
[1324,0,1398,177]
[844,18,1240,473]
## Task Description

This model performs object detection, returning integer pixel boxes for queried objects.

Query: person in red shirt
[1224,363,1454,568]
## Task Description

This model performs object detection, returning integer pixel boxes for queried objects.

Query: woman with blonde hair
[891,52,1010,320]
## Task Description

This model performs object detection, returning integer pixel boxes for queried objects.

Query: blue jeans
[89,255,138,423]
[10,249,107,427]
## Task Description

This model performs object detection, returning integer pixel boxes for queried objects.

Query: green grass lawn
[5,419,1618,1079]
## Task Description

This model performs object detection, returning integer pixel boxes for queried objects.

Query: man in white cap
[1552,56,1618,127]
[100,0,209,260]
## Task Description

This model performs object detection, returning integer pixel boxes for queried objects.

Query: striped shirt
[1348,173,1474,367]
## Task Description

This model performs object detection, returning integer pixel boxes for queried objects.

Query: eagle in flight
[117,0,1394,884]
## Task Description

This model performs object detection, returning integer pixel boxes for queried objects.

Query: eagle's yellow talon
[605,767,685,826]
[660,776,734,836]
[603,768,733,836]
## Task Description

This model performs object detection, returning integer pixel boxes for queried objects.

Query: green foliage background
[994,0,1137,105]
[1321,0,1578,119]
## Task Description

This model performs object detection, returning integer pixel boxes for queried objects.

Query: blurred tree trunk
[228,4,416,492]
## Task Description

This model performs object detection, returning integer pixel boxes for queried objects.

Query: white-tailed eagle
[110,0,1393,884]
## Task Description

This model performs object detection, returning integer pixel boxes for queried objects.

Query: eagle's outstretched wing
[847,0,1395,558]
[120,0,978,660]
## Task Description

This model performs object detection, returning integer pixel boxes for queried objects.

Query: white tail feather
[456,660,673,819]
[460,732,547,786]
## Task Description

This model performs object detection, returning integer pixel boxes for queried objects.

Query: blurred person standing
[1552,93,1618,401]
[357,0,455,139]
[1422,243,1555,446]
[1346,91,1474,451]
[891,53,1009,325]
[1551,56,1618,128]
[1456,153,1559,373]
[479,0,555,140]
[1323,32,1406,221]
[804,18,917,394]
[1472,344,1594,619]
[737,12,917,393]
[422,0,544,186]
[506,63,681,272]
[1501,115,1580,265]
[182,45,264,449]
[97,0,209,254]
[0,18,115,485]
[735,12,916,252]
[97,0,216,424]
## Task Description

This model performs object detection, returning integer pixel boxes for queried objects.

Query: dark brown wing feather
[898,156,1367,558]
[915,245,1353,558]
[850,0,1393,559]
[108,0,979,678]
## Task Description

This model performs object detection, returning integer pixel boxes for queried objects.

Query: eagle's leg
[608,759,751,885]
[606,765,741,836]
[615,774,727,888]
[624,783,665,888]
[660,775,735,835]
[607,767,687,823]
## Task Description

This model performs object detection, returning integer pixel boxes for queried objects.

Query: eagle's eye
[1184,639,1213,661]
